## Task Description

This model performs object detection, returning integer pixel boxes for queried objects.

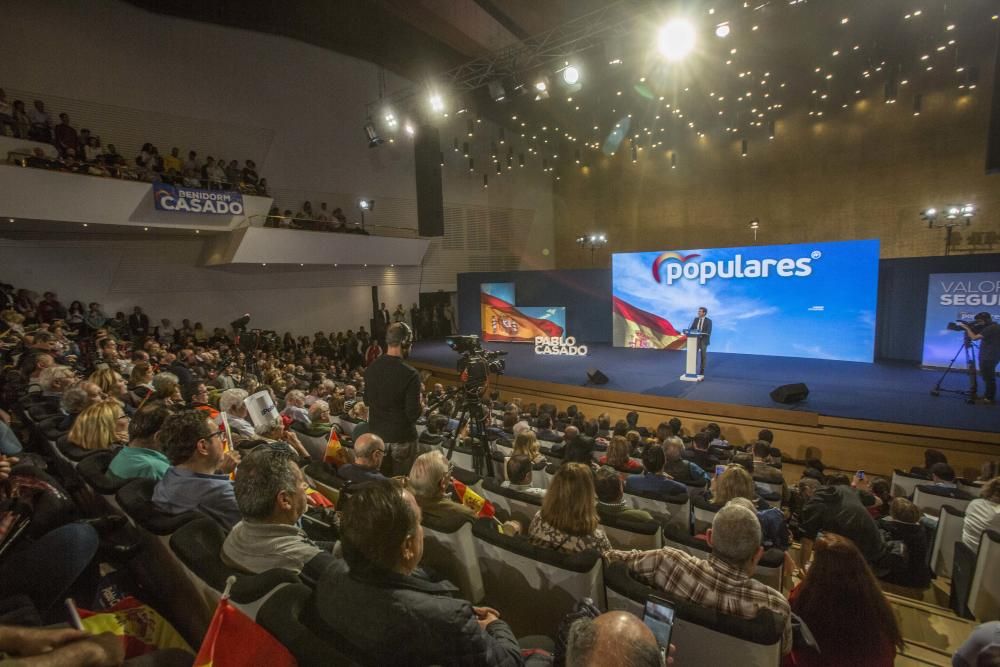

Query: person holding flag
[408,450,520,535]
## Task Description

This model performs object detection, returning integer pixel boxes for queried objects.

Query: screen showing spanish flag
[480,282,566,343]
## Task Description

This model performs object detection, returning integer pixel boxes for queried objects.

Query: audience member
[67,399,128,451]
[962,477,1000,553]
[662,436,708,483]
[219,388,254,439]
[108,401,172,480]
[953,622,1000,667]
[787,533,903,666]
[605,500,792,653]
[625,445,687,499]
[511,430,546,465]
[527,462,611,554]
[337,433,388,485]
[223,444,341,581]
[594,466,654,523]
[152,410,241,529]
[878,497,933,588]
[502,454,545,496]
[598,435,642,473]
[708,466,790,551]
[798,478,888,570]
[910,448,948,479]
[686,431,720,472]
[566,611,663,667]
[313,479,527,665]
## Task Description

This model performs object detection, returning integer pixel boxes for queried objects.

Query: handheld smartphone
[642,594,675,649]
[715,464,726,477]
[856,470,865,480]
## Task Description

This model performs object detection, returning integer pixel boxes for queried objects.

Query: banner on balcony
[153,184,244,215]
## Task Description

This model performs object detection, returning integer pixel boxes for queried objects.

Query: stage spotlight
[535,80,548,92]
[358,199,374,211]
[921,208,938,221]
[488,80,507,102]
[657,19,696,62]
[364,121,383,148]
[429,93,445,112]
[945,206,961,220]
[383,109,397,128]
[562,66,580,85]
[715,22,731,37]
[404,122,415,136]
[961,204,976,218]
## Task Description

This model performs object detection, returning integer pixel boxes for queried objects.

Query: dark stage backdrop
[458,253,1000,363]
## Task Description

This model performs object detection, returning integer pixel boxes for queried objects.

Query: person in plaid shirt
[604,499,792,653]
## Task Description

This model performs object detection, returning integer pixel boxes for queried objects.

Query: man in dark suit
[689,306,712,375]
[128,306,150,339]
[376,302,391,346]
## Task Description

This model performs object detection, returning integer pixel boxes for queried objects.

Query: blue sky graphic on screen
[612,240,880,362]
[921,272,1000,368]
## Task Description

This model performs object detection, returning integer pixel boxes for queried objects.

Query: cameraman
[961,312,1000,404]
[364,322,422,475]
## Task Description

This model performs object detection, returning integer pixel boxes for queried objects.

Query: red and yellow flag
[194,597,296,667]
[612,296,686,350]
[452,479,496,519]
[305,486,334,508]
[80,597,191,660]
[322,428,348,466]
[480,292,563,342]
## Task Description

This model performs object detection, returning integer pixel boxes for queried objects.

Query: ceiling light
[715,22,730,37]
[429,93,445,112]
[657,19,696,62]
[535,80,547,92]
[562,66,580,85]
[404,122,415,136]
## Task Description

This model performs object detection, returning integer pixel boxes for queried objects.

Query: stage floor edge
[407,340,1000,438]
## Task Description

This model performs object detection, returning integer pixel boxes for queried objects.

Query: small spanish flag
[305,486,334,508]
[194,596,296,667]
[451,479,496,519]
[322,429,348,466]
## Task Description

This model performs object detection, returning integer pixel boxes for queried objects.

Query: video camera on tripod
[946,319,987,335]
[932,319,984,403]
[445,335,506,392]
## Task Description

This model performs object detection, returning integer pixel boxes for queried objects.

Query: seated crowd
[264,201,368,235]
[1,89,266,193]
[0,279,998,665]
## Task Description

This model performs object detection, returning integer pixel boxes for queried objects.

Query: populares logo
[652,251,816,285]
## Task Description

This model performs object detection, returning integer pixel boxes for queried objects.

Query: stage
[408,341,1000,434]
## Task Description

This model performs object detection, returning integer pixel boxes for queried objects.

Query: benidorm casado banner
[612,239,880,362]
[153,184,244,215]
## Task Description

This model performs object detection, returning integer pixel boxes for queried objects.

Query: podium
[680,330,705,382]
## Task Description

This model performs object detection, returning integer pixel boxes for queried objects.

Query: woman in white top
[962,477,1000,552]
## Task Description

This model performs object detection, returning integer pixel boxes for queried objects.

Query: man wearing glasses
[337,433,388,485]
[152,410,241,529]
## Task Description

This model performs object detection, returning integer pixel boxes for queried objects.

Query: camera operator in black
[961,312,1000,404]
[364,322,423,474]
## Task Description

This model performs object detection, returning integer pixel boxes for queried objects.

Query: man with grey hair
[219,388,254,439]
[566,611,663,667]
[662,435,709,484]
[222,444,341,583]
[337,433,387,485]
[59,381,103,430]
[605,499,792,654]
[281,389,310,426]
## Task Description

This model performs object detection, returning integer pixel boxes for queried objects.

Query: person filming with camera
[364,322,423,474]
[960,312,1000,405]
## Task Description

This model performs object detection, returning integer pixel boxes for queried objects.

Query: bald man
[566,611,668,666]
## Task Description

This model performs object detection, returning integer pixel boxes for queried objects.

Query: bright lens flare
[658,19,696,61]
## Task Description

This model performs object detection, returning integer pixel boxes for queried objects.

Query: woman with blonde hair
[711,465,757,506]
[511,430,545,464]
[708,465,791,554]
[598,435,642,473]
[527,462,611,554]
[68,399,129,451]
[89,366,133,409]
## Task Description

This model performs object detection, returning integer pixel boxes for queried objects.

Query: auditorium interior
[0,0,999,665]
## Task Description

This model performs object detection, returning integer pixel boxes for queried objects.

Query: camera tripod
[930,336,979,404]
[429,384,497,478]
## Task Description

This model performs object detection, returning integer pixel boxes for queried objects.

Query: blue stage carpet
[409,341,1000,433]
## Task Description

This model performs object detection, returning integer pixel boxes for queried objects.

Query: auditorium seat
[891,470,926,499]
[967,529,1000,621]
[490,451,507,480]
[169,516,301,618]
[451,466,483,496]
[446,444,478,472]
[929,505,966,578]
[956,480,983,497]
[603,561,784,667]
[115,478,203,535]
[420,512,485,604]
[530,461,549,489]
[753,479,783,499]
[624,488,690,533]
[481,476,543,527]
[598,512,663,550]
[76,449,130,512]
[471,518,605,636]
[691,495,720,534]
[912,487,972,516]
[257,583,361,667]
[542,462,558,488]
[288,422,330,461]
